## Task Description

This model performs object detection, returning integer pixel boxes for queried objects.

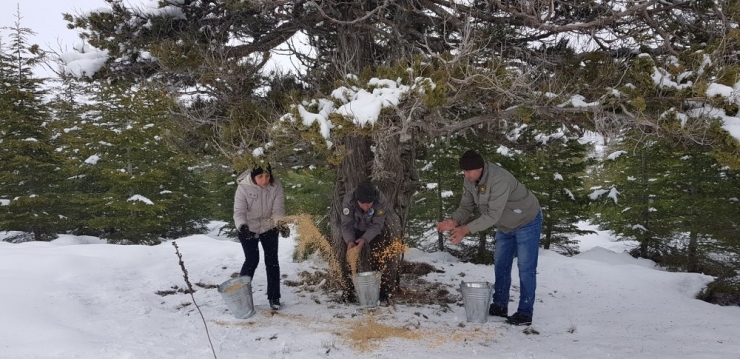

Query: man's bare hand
[346,238,366,252]
[436,219,457,232]
[354,238,365,251]
[449,225,470,244]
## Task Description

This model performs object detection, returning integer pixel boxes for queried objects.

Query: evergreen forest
[1,0,739,305]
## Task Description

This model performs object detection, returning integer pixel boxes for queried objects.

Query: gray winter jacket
[233,170,285,235]
[452,162,540,234]
[340,188,388,244]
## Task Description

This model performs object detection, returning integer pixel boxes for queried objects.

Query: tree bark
[542,187,554,250]
[687,230,698,273]
[639,150,650,259]
[329,135,373,300]
[329,132,415,301]
[437,169,445,251]
[372,132,415,294]
[475,232,491,264]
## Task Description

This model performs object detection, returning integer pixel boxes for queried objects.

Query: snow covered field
[1,222,738,359]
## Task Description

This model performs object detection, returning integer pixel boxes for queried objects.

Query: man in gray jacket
[437,150,542,325]
[341,181,387,252]
[340,180,390,301]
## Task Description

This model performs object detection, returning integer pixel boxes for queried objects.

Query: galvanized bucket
[217,276,255,319]
[353,271,381,308]
[460,281,494,323]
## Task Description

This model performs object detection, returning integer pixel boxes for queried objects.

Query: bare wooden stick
[172,241,218,359]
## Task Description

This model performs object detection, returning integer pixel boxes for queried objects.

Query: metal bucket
[217,276,255,319]
[353,271,381,308]
[460,281,493,323]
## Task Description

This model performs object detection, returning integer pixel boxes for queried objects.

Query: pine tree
[0,14,63,241]
[593,138,683,260]
[662,148,740,273]
[593,135,740,271]
[280,167,334,217]
[198,161,239,225]
[65,0,740,296]
[57,83,208,244]
[517,123,595,255]
[46,74,97,234]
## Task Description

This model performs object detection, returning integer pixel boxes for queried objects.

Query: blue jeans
[492,210,542,318]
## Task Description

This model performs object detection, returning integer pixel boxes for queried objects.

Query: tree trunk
[329,132,415,301]
[329,135,373,300]
[542,188,553,250]
[332,20,376,79]
[326,7,418,300]
[687,230,698,272]
[436,168,445,251]
[639,151,650,259]
[437,230,445,252]
[373,132,415,294]
[475,232,491,264]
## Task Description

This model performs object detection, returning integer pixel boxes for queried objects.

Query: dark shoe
[506,312,532,326]
[489,304,508,317]
[269,299,281,310]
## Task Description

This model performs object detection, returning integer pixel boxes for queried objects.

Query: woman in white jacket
[233,165,287,310]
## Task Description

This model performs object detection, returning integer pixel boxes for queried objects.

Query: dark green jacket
[452,162,540,233]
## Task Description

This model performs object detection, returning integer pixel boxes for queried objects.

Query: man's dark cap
[355,181,378,203]
[459,150,485,170]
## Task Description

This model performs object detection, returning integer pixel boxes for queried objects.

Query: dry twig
[172,241,218,359]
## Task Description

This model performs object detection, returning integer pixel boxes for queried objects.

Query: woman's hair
[250,164,275,184]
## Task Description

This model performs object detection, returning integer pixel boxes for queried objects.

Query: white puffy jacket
[233,170,285,235]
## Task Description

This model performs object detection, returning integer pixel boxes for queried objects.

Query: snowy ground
[1,222,738,359]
